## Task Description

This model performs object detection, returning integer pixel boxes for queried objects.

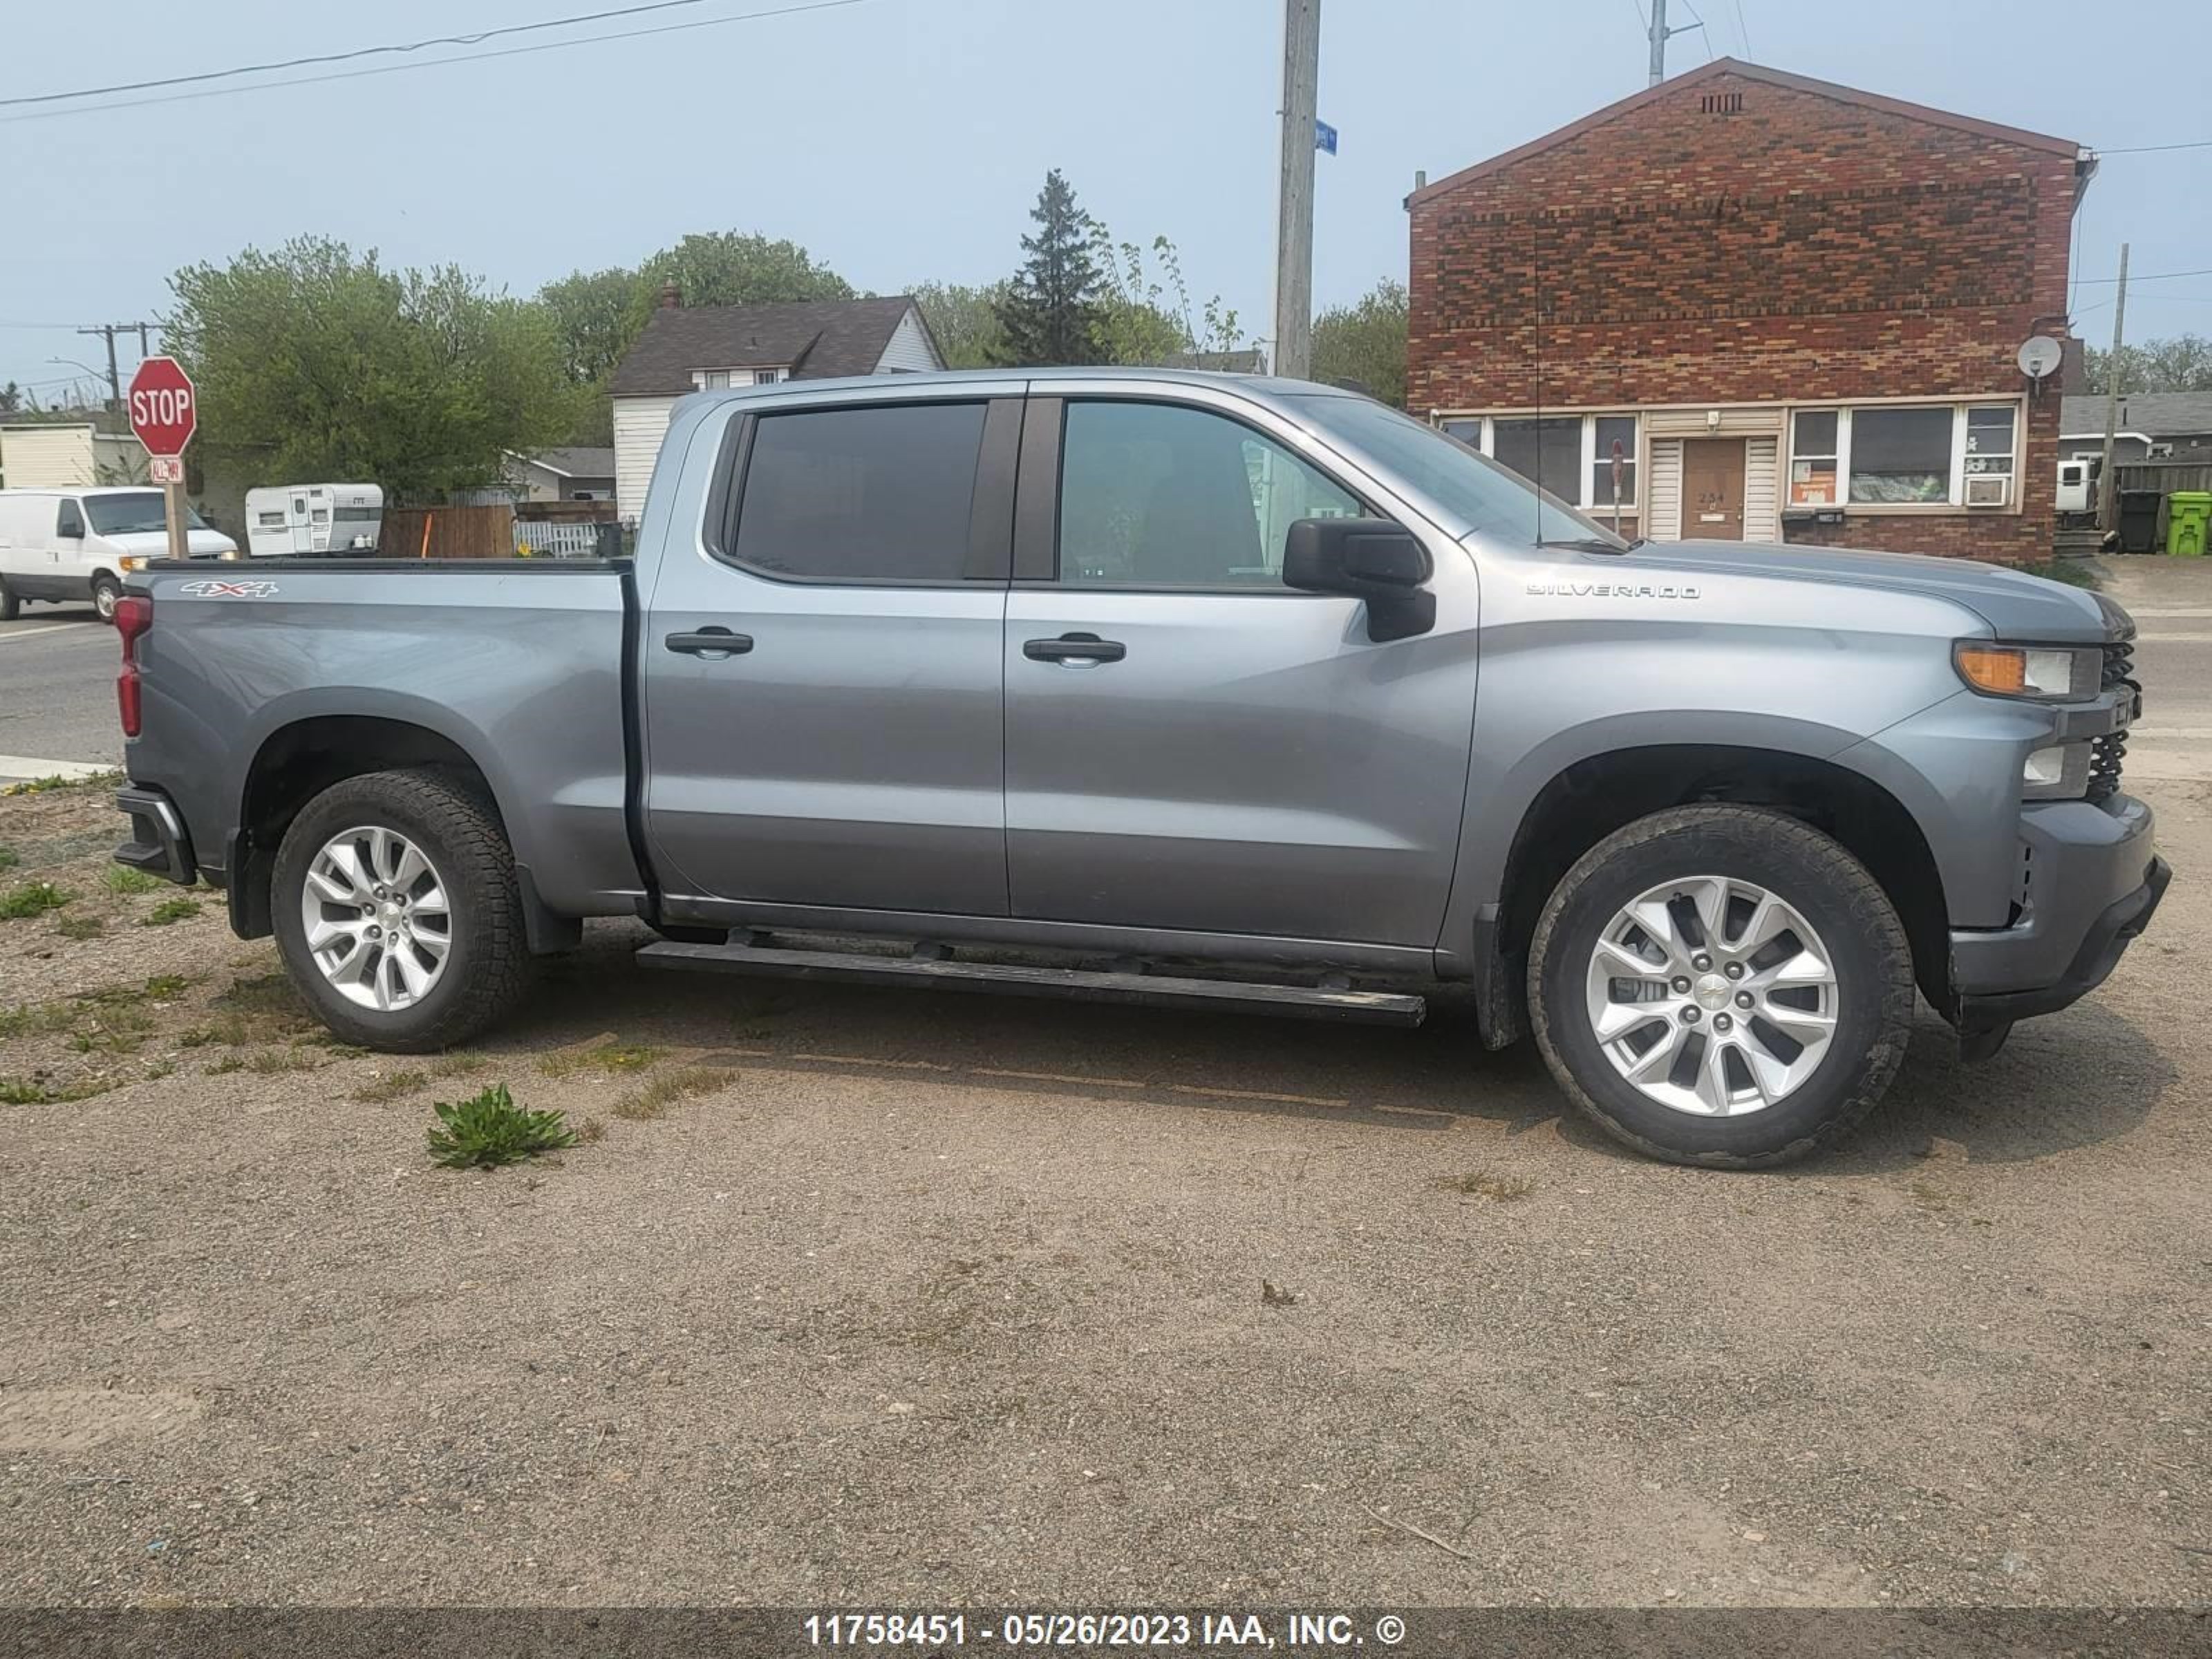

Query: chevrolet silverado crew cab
[111,371,2168,1167]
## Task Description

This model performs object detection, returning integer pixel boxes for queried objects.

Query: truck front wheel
[1527,805,1914,1168]
[272,768,532,1053]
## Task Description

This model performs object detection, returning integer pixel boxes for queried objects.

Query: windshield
[1291,395,1628,550]
[82,492,209,536]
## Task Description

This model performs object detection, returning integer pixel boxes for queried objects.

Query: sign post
[126,356,197,562]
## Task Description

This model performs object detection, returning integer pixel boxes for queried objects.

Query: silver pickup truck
[111,370,2168,1166]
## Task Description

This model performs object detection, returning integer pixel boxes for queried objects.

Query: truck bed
[125,556,645,925]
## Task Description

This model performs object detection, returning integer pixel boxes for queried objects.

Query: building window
[753,368,786,384]
[1438,413,1640,512]
[1492,416,1582,502]
[1965,406,2016,478]
[1846,406,1953,505]
[1590,415,1638,516]
[1790,410,1839,505]
[695,370,731,391]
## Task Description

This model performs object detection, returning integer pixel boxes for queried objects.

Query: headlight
[1954,642,2100,700]
[120,555,148,572]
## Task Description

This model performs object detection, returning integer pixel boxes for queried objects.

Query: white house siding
[0,424,97,488]
[873,307,941,373]
[1647,439,1684,541]
[1743,435,1781,543]
[613,396,679,522]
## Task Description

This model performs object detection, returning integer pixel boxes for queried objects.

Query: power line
[1730,0,1752,56]
[0,321,79,331]
[1678,0,1715,60]
[2077,268,2212,285]
[0,0,877,124]
[4,0,724,108]
[2097,138,2212,155]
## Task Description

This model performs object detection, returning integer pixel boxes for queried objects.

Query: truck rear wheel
[1527,805,1914,1168]
[272,768,532,1053]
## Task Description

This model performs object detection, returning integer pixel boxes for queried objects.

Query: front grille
[2090,641,2141,804]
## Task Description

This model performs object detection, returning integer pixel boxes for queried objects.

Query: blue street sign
[1315,118,1338,155]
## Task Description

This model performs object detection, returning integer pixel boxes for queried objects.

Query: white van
[0,487,236,623]
[244,483,383,558]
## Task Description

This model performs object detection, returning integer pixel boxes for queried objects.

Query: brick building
[1406,59,2092,560]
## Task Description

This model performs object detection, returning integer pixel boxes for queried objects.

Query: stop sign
[128,356,197,457]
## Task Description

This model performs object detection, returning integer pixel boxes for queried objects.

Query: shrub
[426,1083,578,1169]
[104,866,163,896]
[140,898,202,928]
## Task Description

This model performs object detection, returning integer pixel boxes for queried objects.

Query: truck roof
[683,366,1371,407]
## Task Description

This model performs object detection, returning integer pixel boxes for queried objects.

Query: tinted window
[731,402,985,583]
[1057,401,1358,588]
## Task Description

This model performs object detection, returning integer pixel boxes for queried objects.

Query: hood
[107,528,238,560]
[1608,538,2119,643]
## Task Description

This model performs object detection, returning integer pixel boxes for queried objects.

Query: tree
[165,236,581,503]
[910,280,1009,369]
[1094,234,1248,367]
[993,169,1109,366]
[0,382,19,415]
[1311,279,1408,406]
[636,230,854,316]
[538,232,856,446]
[2084,334,2212,394]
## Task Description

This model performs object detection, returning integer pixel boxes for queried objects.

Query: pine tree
[993,169,1108,366]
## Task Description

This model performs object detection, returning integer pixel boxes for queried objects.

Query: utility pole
[1272,0,1320,381]
[2099,243,2129,532]
[75,321,160,416]
[1648,0,1669,86]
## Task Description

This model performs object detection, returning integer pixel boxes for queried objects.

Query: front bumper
[113,785,197,885]
[1951,791,2168,1048]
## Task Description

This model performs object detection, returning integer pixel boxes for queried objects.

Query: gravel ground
[1,732,2207,1611]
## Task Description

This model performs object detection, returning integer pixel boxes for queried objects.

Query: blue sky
[4,0,2206,397]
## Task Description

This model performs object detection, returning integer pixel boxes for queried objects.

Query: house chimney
[659,279,681,310]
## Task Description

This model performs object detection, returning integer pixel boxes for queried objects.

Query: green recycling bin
[2170,491,2212,556]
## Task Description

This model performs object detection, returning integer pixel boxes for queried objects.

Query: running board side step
[635,939,1427,1026]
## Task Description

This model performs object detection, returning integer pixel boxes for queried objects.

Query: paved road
[0,606,121,780]
[2100,554,2212,784]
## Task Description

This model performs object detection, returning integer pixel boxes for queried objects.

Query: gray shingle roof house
[2059,392,2212,462]
[609,289,944,516]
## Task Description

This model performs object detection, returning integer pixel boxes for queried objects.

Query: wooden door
[1682,439,1746,540]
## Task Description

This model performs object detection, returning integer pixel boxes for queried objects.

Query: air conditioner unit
[1965,474,2012,508]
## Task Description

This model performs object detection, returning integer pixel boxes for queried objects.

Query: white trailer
[245,483,383,558]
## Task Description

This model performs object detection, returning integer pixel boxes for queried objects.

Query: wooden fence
[377,503,516,560]
[2116,461,2212,497]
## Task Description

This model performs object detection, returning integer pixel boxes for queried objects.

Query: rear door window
[729,402,987,584]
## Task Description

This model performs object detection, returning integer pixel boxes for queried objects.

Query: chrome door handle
[666,628,753,657]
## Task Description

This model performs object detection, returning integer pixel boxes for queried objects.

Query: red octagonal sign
[128,355,197,458]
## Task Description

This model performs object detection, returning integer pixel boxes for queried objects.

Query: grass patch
[0,1079,52,1104]
[612,1065,732,1121]
[242,1047,326,1074]
[178,1014,254,1048]
[1,769,123,797]
[0,846,17,871]
[354,1069,427,1103]
[538,1040,663,1079]
[428,1053,490,1079]
[142,973,194,999]
[68,1003,155,1055]
[0,881,73,920]
[426,1082,579,1169]
[577,1116,607,1143]
[140,897,201,928]
[103,865,164,896]
[204,1056,247,1076]
[1434,1169,1535,1202]
[53,915,106,941]
[217,973,310,1022]
[0,1002,80,1041]
[2022,558,2099,590]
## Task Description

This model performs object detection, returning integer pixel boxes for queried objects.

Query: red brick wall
[1407,69,2080,561]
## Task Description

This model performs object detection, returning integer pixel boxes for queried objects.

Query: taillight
[115,594,151,738]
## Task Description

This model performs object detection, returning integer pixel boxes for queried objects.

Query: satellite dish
[2018,335,2063,380]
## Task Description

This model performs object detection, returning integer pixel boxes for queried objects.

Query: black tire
[91,574,122,624]
[1528,805,1913,1169]
[0,577,18,621]
[272,768,532,1053]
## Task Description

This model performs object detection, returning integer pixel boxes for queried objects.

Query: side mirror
[1282,517,1436,642]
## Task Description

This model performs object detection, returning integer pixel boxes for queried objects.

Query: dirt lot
[1,758,2208,1611]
